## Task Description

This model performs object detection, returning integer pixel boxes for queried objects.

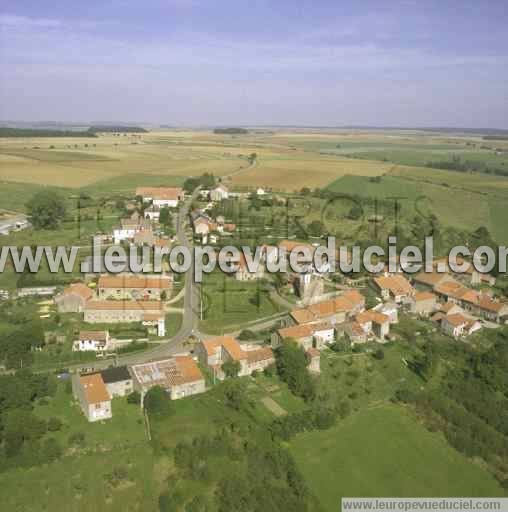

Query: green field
[326,173,508,243]
[199,270,287,334]
[290,405,505,512]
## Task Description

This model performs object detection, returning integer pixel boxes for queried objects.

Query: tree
[307,220,325,237]
[221,360,241,378]
[347,204,363,220]
[373,348,385,360]
[275,342,316,401]
[143,386,172,416]
[159,207,172,228]
[26,190,66,229]
[220,379,251,411]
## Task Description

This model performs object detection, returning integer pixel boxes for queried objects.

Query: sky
[0,0,507,128]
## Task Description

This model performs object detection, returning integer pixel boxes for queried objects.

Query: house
[113,212,151,244]
[143,206,160,221]
[412,272,454,292]
[373,275,414,303]
[373,302,399,323]
[97,366,133,397]
[273,324,314,350]
[54,283,94,313]
[410,292,437,316]
[136,187,184,208]
[344,321,368,344]
[442,313,482,338]
[84,300,166,336]
[210,184,229,202]
[355,310,391,340]
[432,257,496,287]
[272,322,334,350]
[142,313,167,337]
[130,356,206,400]
[97,274,171,300]
[306,348,320,374]
[440,302,464,316]
[477,296,508,323]
[290,290,365,326]
[193,216,213,235]
[72,373,112,422]
[197,336,274,379]
[73,330,110,352]
[133,227,156,246]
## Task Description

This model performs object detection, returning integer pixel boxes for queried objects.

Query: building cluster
[72,334,274,422]
[196,335,274,380]
[114,186,183,245]
[54,274,171,342]
[370,261,507,339]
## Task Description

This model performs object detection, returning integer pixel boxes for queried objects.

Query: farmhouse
[54,282,94,313]
[442,313,482,338]
[130,356,206,400]
[432,257,496,287]
[210,184,229,202]
[354,310,391,341]
[197,336,274,379]
[373,275,414,303]
[412,272,454,292]
[97,274,171,300]
[72,373,112,423]
[290,290,365,326]
[410,292,438,316]
[344,321,368,344]
[84,300,166,336]
[136,187,184,208]
[193,215,214,235]
[272,322,334,350]
[113,212,151,244]
[97,366,133,397]
[73,330,110,352]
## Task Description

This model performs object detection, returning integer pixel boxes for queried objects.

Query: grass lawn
[0,444,158,512]
[34,382,147,450]
[199,271,286,334]
[290,405,506,512]
[0,382,154,512]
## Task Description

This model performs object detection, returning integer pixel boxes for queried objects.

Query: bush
[373,348,385,360]
[127,391,141,405]
[47,417,63,432]
[68,431,86,447]
[238,329,256,341]
[143,386,172,417]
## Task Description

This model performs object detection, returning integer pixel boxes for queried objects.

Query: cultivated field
[1,128,507,244]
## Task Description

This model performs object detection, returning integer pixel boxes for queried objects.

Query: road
[69,189,202,373]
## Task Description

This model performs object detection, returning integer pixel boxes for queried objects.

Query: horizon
[1,0,507,129]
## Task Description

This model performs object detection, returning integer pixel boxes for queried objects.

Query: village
[2,178,506,424]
